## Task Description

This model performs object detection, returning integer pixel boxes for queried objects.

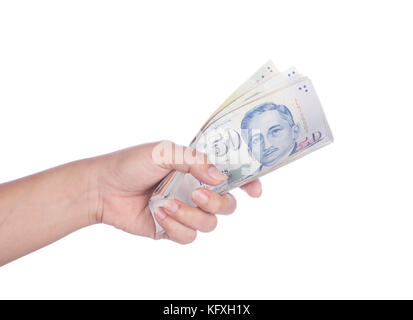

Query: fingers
[155,188,236,243]
[152,141,228,186]
[154,208,197,244]
[192,189,236,215]
[241,179,262,198]
[161,200,218,233]
[150,141,263,246]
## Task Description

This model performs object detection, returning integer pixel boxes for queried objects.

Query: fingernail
[161,200,179,214]
[208,166,228,181]
[192,189,209,205]
[155,208,167,220]
[225,193,235,201]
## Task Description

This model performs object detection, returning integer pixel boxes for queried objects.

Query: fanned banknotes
[149,61,333,233]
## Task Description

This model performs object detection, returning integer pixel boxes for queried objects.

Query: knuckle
[156,139,175,152]
[209,197,222,213]
[222,193,237,214]
[154,232,169,241]
[160,139,174,145]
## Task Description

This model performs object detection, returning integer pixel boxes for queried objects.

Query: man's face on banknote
[242,104,298,167]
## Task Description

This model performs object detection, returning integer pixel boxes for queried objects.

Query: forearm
[0,159,99,266]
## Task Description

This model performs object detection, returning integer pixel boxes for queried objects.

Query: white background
[0,0,412,299]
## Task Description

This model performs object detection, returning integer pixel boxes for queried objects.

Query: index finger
[152,141,228,186]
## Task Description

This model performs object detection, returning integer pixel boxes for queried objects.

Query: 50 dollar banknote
[149,61,333,234]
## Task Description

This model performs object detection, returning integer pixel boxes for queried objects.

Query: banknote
[198,61,280,133]
[198,66,303,136]
[149,61,333,233]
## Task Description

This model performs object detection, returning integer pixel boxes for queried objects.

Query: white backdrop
[0,0,412,299]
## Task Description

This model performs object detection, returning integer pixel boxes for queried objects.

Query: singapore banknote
[149,61,333,234]
[199,66,303,134]
[199,61,280,133]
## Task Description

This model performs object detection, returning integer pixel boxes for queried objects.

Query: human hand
[91,141,262,244]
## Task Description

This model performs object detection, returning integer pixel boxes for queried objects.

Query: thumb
[151,140,228,186]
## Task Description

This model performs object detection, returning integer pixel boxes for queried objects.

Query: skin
[247,110,298,167]
[0,141,262,267]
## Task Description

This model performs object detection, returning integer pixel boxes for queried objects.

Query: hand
[92,141,262,244]
[0,140,263,265]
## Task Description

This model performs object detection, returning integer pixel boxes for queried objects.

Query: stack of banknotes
[149,60,333,233]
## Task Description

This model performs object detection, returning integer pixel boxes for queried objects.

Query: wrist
[79,157,104,226]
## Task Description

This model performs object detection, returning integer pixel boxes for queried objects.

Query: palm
[98,143,171,238]
[96,142,261,242]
